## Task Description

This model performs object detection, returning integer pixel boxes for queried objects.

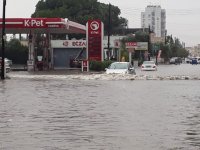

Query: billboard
[125,42,148,50]
[86,20,103,61]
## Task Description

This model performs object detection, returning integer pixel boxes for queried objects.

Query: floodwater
[1,66,200,150]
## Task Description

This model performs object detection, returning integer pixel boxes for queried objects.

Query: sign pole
[1,0,6,80]
[107,3,111,60]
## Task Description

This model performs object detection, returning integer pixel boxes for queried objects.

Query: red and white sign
[114,40,120,48]
[82,60,89,72]
[62,40,86,48]
[126,42,137,48]
[82,60,88,67]
[157,50,162,58]
[90,21,100,34]
[24,19,44,27]
[87,20,103,61]
[0,18,67,28]
[125,42,148,50]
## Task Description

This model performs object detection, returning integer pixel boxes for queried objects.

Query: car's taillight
[141,65,144,68]
[153,65,156,68]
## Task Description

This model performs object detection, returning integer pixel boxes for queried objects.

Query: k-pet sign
[87,20,104,61]
[0,18,66,28]
[24,19,45,27]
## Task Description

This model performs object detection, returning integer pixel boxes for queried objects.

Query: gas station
[0,17,86,71]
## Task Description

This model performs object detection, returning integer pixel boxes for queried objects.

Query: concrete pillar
[129,52,132,63]
[27,33,35,71]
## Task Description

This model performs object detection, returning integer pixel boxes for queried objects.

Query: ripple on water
[1,74,200,149]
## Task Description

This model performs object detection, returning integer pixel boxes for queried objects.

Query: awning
[0,18,86,34]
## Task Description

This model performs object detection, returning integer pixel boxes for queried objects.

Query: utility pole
[164,30,169,61]
[165,30,167,45]
[1,0,6,80]
[148,25,151,61]
[107,3,111,60]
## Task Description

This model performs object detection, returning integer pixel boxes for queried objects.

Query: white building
[141,5,166,37]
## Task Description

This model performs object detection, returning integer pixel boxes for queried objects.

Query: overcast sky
[0,0,200,47]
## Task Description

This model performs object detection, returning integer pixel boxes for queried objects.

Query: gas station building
[0,18,86,71]
[1,18,146,71]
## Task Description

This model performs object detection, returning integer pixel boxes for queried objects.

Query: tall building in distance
[141,5,166,37]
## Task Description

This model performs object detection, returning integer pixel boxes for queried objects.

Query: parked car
[169,57,176,64]
[193,57,200,64]
[169,57,182,64]
[70,48,86,68]
[0,57,11,73]
[191,58,198,65]
[5,58,12,66]
[197,57,200,64]
[105,62,136,74]
[141,61,157,71]
[0,57,12,66]
[70,58,83,68]
[185,57,192,64]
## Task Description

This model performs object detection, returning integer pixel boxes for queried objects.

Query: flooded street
[1,64,200,150]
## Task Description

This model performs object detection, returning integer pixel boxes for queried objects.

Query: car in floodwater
[105,62,136,74]
[141,61,157,71]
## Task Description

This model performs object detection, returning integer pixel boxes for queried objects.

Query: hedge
[89,60,113,71]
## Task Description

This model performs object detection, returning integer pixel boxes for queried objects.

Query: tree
[134,31,149,42]
[159,35,189,61]
[160,43,170,61]
[31,0,128,34]
[5,39,28,64]
[122,31,149,42]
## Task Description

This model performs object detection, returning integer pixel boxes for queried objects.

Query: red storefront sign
[63,40,86,47]
[114,40,120,48]
[0,18,66,28]
[87,20,103,61]
[125,42,137,48]
[126,42,148,50]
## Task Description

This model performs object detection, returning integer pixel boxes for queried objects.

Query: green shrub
[138,59,143,66]
[89,60,113,71]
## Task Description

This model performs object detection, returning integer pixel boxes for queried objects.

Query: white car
[0,58,11,73]
[5,58,12,66]
[141,61,157,71]
[105,62,136,74]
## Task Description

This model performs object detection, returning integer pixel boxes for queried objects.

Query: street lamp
[1,0,6,79]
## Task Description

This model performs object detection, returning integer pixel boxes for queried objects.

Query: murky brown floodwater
[1,68,200,150]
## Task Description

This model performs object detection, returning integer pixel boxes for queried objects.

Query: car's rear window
[110,63,128,69]
[143,61,155,64]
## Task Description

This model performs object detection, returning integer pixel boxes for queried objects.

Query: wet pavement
[1,63,200,150]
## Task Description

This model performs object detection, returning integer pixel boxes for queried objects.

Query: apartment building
[141,5,166,37]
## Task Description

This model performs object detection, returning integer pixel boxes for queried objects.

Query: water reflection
[0,76,200,149]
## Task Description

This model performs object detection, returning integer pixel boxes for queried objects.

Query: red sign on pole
[81,60,89,72]
[87,20,103,61]
[125,42,137,48]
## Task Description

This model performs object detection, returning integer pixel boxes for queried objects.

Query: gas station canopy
[0,18,86,34]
